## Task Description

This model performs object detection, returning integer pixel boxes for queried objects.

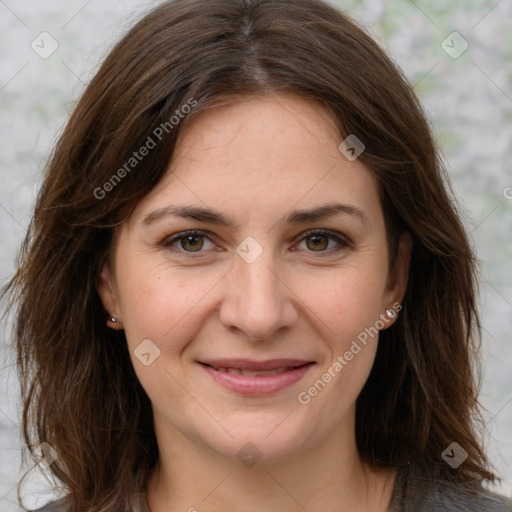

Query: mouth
[197,359,315,395]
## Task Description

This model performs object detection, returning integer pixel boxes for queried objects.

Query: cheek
[116,268,204,405]
[116,261,220,351]
[300,264,387,342]
[297,264,385,398]
[299,271,385,408]
[118,251,387,349]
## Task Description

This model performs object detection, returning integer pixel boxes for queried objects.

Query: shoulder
[432,478,512,512]
[390,464,512,512]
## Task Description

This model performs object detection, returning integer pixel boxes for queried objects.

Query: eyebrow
[142,202,369,229]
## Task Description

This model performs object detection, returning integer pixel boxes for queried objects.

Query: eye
[160,229,350,257]
[294,229,350,254]
[161,230,215,254]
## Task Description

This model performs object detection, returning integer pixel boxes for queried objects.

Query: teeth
[212,366,292,376]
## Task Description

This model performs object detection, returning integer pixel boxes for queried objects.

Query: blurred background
[1,0,511,509]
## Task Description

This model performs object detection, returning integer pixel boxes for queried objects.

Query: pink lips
[197,358,314,396]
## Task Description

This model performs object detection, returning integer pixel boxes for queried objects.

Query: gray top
[387,464,512,511]
[33,464,512,511]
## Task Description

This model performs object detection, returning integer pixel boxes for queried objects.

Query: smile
[209,365,295,376]
[197,359,315,395]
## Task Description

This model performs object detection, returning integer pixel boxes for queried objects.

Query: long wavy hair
[1,0,495,510]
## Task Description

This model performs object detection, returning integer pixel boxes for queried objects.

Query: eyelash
[160,229,351,258]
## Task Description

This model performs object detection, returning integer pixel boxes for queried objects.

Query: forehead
[128,93,382,231]
[173,93,341,168]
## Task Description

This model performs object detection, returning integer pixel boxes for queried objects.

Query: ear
[96,263,123,329]
[382,232,412,327]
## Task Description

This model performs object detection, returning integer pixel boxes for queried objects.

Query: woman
[2,0,511,510]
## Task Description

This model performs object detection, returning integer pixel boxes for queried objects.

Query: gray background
[1,0,511,509]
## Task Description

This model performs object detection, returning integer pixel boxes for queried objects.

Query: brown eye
[179,234,205,252]
[161,230,215,255]
[305,234,329,251]
[296,230,350,254]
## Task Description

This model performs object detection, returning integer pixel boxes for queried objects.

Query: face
[97,93,410,463]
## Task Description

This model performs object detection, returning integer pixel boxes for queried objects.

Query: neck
[145,414,396,512]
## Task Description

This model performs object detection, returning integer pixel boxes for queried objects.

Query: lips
[208,366,293,376]
[197,358,315,395]
[199,358,312,373]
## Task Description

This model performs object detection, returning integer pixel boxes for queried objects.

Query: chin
[196,412,318,465]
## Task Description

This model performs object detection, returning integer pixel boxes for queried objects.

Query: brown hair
[1,0,495,510]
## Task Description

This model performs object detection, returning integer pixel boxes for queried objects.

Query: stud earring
[110,316,119,323]
[385,308,396,319]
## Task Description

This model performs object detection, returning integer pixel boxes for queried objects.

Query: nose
[218,246,299,342]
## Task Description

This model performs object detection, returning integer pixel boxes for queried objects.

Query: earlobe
[382,232,412,327]
[96,264,123,329]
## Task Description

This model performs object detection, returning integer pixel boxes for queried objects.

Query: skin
[97,93,412,512]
